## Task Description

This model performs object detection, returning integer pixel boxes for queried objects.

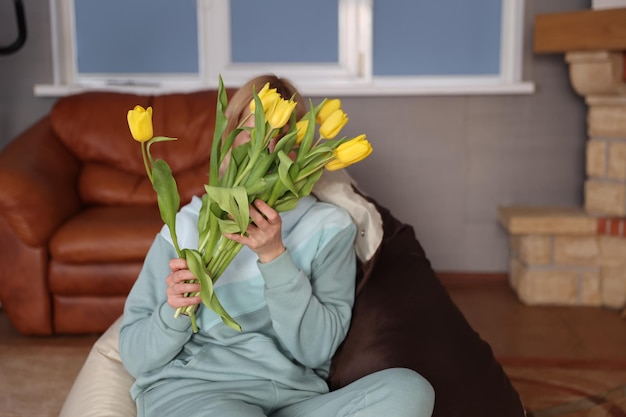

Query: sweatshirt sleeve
[258,212,357,370]
[118,234,194,378]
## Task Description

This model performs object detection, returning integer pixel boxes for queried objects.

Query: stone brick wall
[500,207,626,308]
[499,51,626,309]
[585,96,626,215]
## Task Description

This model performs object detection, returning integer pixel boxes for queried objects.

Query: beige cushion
[58,316,136,417]
[312,170,383,262]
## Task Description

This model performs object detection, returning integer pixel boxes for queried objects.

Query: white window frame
[44,0,205,95]
[203,0,370,89]
[35,0,533,97]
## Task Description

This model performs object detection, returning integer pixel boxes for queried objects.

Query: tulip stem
[234,152,259,187]
[174,304,198,333]
[296,161,328,182]
[141,142,153,183]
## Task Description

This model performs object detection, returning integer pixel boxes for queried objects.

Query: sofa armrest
[0,116,82,247]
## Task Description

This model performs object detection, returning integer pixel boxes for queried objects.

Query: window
[37,0,533,97]
[202,0,365,88]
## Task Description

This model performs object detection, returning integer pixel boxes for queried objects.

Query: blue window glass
[230,0,338,63]
[71,0,506,78]
[373,0,502,76]
[74,0,198,74]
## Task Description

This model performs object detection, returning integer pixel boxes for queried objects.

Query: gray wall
[0,1,57,141]
[0,1,590,272]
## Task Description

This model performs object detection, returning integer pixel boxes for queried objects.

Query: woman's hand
[165,258,201,309]
[223,199,286,263]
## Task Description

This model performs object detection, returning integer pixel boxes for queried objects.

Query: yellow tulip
[319,109,348,139]
[267,98,297,129]
[317,99,342,125]
[127,105,153,142]
[295,119,309,144]
[249,83,280,115]
[325,134,372,171]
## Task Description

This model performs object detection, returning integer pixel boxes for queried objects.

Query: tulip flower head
[127,105,154,142]
[249,82,281,115]
[267,97,297,129]
[316,99,342,125]
[319,108,349,139]
[295,119,309,144]
[325,134,372,171]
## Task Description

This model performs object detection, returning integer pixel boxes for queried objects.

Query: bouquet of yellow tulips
[127,76,372,332]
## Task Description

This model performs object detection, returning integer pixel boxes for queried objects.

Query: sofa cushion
[328,197,526,417]
[50,91,219,205]
[49,262,143,296]
[78,163,208,206]
[49,206,163,263]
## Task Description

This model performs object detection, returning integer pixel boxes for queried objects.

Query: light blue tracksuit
[119,196,434,417]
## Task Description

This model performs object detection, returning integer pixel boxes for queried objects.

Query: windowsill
[34,79,535,98]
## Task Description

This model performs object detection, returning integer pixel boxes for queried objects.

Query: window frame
[36,0,533,97]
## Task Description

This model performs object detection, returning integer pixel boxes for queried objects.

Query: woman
[119,74,435,417]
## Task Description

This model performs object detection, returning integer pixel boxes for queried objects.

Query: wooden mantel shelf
[534,7,626,53]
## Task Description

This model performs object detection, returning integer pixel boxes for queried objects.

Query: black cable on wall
[0,0,27,55]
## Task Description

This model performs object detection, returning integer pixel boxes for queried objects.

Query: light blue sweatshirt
[119,195,357,400]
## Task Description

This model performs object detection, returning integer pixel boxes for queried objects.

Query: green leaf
[272,130,298,156]
[296,151,333,180]
[205,185,250,235]
[148,135,177,145]
[203,206,221,265]
[152,159,181,255]
[306,144,338,157]
[231,187,250,233]
[245,177,267,197]
[197,194,211,253]
[251,91,267,153]
[217,218,244,234]
[220,128,243,162]
[221,159,238,188]
[296,100,323,162]
[274,195,299,212]
[257,173,279,202]
[243,152,274,189]
[217,142,250,189]
[223,143,251,186]
[297,167,324,197]
[145,136,177,168]
[232,142,250,165]
[182,248,241,332]
[210,76,230,186]
[277,151,298,195]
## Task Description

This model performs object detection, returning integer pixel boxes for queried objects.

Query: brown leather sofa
[0,90,227,335]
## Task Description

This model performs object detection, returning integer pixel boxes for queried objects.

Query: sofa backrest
[50,90,222,206]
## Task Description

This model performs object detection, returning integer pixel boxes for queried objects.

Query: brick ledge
[498,205,626,237]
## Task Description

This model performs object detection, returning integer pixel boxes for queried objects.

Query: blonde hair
[223,74,307,136]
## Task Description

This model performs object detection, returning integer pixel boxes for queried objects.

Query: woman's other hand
[223,199,286,263]
[165,258,201,309]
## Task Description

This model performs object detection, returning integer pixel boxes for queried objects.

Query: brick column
[569,51,626,215]
[498,51,626,309]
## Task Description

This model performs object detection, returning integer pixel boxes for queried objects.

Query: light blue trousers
[138,368,434,417]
